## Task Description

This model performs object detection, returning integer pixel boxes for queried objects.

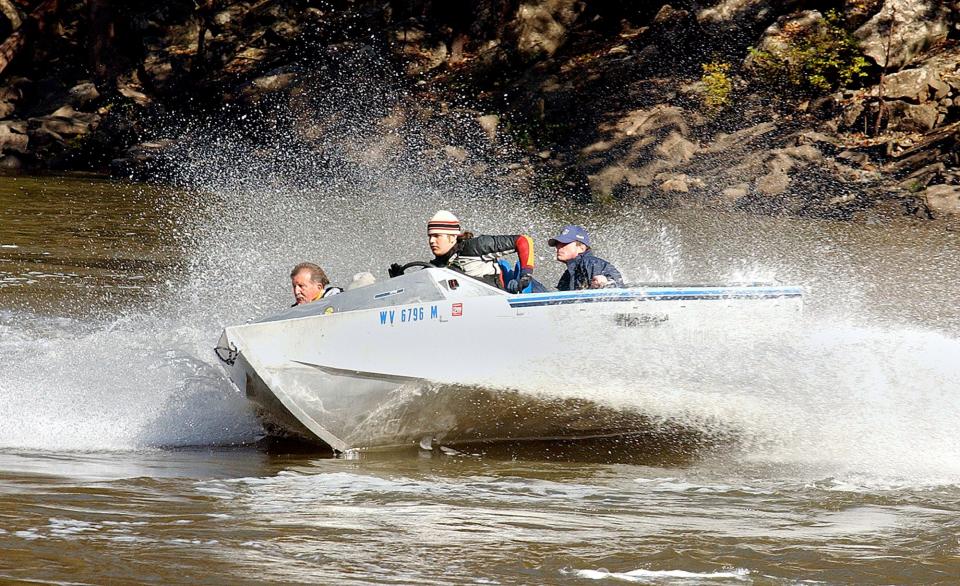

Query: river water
[1,173,959,584]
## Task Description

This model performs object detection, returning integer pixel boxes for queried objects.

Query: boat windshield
[256,267,504,323]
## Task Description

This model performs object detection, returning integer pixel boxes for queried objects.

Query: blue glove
[517,268,533,292]
[505,268,533,294]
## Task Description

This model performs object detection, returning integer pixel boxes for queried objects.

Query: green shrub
[701,61,733,113]
[748,10,870,94]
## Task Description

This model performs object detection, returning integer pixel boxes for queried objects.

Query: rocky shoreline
[0,0,957,221]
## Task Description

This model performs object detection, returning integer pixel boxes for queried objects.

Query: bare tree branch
[0,0,58,77]
[0,0,24,31]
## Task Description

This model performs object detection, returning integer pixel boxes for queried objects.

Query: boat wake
[2,58,958,482]
[387,315,960,478]
[0,310,261,451]
[2,212,959,482]
[4,291,957,482]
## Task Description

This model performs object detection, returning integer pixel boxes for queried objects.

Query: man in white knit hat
[414,210,541,293]
[426,210,462,258]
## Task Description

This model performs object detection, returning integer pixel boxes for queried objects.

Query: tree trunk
[194,0,217,73]
[0,0,57,77]
[0,28,25,74]
[88,0,117,85]
[0,0,24,31]
[874,2,899,136]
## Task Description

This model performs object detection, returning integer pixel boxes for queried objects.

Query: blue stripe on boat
[507,287,803,308]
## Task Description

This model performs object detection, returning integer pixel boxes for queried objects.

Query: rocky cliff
[0,0,957,220]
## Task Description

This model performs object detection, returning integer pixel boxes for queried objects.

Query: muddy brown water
[2,175,959,584]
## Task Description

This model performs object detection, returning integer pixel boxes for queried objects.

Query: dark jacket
[557,251,624,291]
[431,234,534,288]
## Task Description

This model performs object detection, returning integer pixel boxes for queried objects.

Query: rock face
[855,0,952,70]
[697,0,806,41]
[0,0,956,222]
[882,68,938,101]
[750,10,824,58]
[924,184,960,218]
[840,54,960,139]
[512,0,583,59]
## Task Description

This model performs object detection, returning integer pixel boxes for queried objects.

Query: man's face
[555,240,585,262]
[429,233,458,257]
[291,270,323,305]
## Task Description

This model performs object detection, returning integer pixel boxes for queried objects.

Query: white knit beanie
[427,210,461,235]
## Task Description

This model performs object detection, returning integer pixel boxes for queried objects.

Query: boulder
[141,52,176,90]
[659,174,690,192]
[512,0,583,60]
[26,126,64,148]
[650,5,695,50]
[397,33,448,75]
[766,152,796,174]
[269,19,300,43]
[213,8,235,27]
[614,105,689,139]
[924,184,960,217]
[655,131,698,164]
[236,71,298,105]
[224,47,270,76]
[0,86,22,103]
[702,122,776,154]
[780,144,823,163]
[881,68,934,102]
[0,121,28,153]
[756,170,790,195]
[697,0,804,29]
[750,10,823,58]
[28,106,100,138]
[653,4,689,26]
[885,101,939,132]
[587,164,646,197]
[855,0,951,70]
[442,145,468,162]
[944,71,960,93]
[67,82,100,108]
[837,150,872,167]
[930,76,951,100]
[116,74,151,107]
[109,139,176,179]
[0,154,23,169]
[249,72,296,93]
[721,183,750,202]
[841,100,865,128]
[476,114,499,143]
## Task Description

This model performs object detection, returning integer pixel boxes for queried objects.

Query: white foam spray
[1,48,958,482]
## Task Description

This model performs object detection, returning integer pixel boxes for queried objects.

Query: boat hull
[219,270,803,452]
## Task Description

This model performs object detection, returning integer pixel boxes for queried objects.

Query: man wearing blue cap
[548,225,624,290]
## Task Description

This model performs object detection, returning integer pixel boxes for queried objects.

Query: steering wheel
[389,261,433,277]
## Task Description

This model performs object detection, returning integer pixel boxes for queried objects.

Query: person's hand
[388,263,404,278]
[590,275,611,288]
[517,268,533,292]
[506,272,533,294]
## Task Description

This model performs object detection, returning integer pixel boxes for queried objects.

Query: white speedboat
[216,266,803,453]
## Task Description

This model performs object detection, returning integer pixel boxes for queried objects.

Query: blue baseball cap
[548,225,591,248]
